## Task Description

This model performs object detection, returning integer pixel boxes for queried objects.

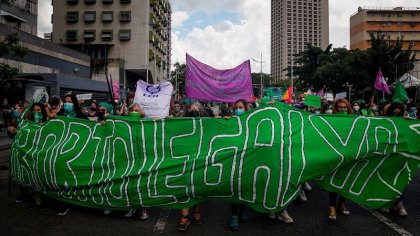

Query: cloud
[170,0,271,73]
[171,11,189,28]
[37,0,52,36]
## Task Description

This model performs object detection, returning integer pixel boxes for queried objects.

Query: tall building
[271,0,329,81]
[350,6,420,55]
[51,0,171,93]
[0,0,37,35]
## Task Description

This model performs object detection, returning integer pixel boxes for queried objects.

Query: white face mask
[353,105,360,111]
[325,109,333,114]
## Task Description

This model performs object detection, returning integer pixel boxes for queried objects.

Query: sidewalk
[0,131,12,151]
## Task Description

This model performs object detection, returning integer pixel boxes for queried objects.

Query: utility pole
[252,53,265,98]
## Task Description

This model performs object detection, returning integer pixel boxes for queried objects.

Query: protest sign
[134,80,173,118]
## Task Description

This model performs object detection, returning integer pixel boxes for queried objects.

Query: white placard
[76,93,93,101]
[134,80,173,118]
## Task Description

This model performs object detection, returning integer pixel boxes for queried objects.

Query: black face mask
[91,107,97,111]
[188,110,200,117]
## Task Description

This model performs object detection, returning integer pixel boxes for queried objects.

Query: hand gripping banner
[185,53,254,102]
[10,103,420,213]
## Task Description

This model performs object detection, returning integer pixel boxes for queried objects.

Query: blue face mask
[12,109,20,118]
[235,109,245,116]
[63,102,74,112]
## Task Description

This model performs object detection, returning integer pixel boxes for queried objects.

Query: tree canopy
[289,31,416,95]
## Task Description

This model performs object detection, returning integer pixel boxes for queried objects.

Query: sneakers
[140,209,149,220]
[304,182,312,191]
[278,210,294,224]
[395,202,408,216]
[338,203,350,216]
[103,209,112,215]
[192,212,201,224]
[299,190,307,202]
[328,207,336,222]
[124,209,136,218]
[177,216,191,232]
[229,215,239,231]
[57,208,70,216]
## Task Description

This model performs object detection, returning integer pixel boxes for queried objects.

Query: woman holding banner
[328,98,353,222]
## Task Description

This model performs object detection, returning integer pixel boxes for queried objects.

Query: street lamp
[252,53,264,98]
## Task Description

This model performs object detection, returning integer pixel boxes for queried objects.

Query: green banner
[305,94,322,108]
[10,103,420,213]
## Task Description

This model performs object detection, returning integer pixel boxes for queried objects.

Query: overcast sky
[37,0,419,73]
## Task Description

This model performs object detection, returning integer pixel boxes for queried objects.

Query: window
[67,0,79,4]
[102,0,113,3]
[119,30,131,41]
[84,11,96,22]
[66,12,79,23]
[120,0,131,3]
[66,30,78,41]
[84,30,96,41]
[102,11,113,22]
[85,0,96,4]
[101,30,113,41]
[120,11,131,22]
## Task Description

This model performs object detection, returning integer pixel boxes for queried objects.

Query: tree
[290,31,416,95]
[170,62,186,97]
[0,33,29,97]
[0,0,15,6]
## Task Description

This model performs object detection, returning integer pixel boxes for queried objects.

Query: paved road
[1,149,420,236]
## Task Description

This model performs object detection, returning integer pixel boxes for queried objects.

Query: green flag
[392,81,409,104]
[305,94,322,108]
[11,103,420,213]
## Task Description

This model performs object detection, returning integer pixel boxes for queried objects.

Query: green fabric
[305,95,322,108]
[99,102,113,113]
[11,103,420,213]
[392,81,409,104]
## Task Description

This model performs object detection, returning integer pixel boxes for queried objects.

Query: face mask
[353,105,360,111]
[325,109,333,114]
[63,102,74,112]
[409,107,417,113]
[235,109,245,116]
[338,111,348,115]
[174,107,180,112]
[91,107,97,111]
[128,112,139,117]
[189,110,200,117]
[34,112,43,123]
[315,110,321,115]
[12,109,20,118]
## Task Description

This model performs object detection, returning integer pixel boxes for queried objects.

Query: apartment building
[52,0,171,92]
[350,6,420,54]
[0,0,37,35]
[271,0,329,81]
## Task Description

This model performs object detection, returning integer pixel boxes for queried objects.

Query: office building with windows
[0,0,37,35]
[52,0,171,92]
[350,7,420,54]
[271,0,329,81]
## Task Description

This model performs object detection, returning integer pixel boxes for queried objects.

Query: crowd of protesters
[0,89,419,232]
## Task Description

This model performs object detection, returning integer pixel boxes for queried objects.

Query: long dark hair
[29,103,48,123]
[384,102,405,117]
[234,99,249,111]
[64,94,81,112]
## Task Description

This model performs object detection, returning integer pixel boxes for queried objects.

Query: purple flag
[375,69,391,94]
[316,88,325,97]
[185,54,254,102]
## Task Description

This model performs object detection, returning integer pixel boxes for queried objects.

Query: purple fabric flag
[316,88,325,97]
[375,69,391,94]
[185,53,254,102]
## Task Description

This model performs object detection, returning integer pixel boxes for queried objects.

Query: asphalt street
[1,148,420,236]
